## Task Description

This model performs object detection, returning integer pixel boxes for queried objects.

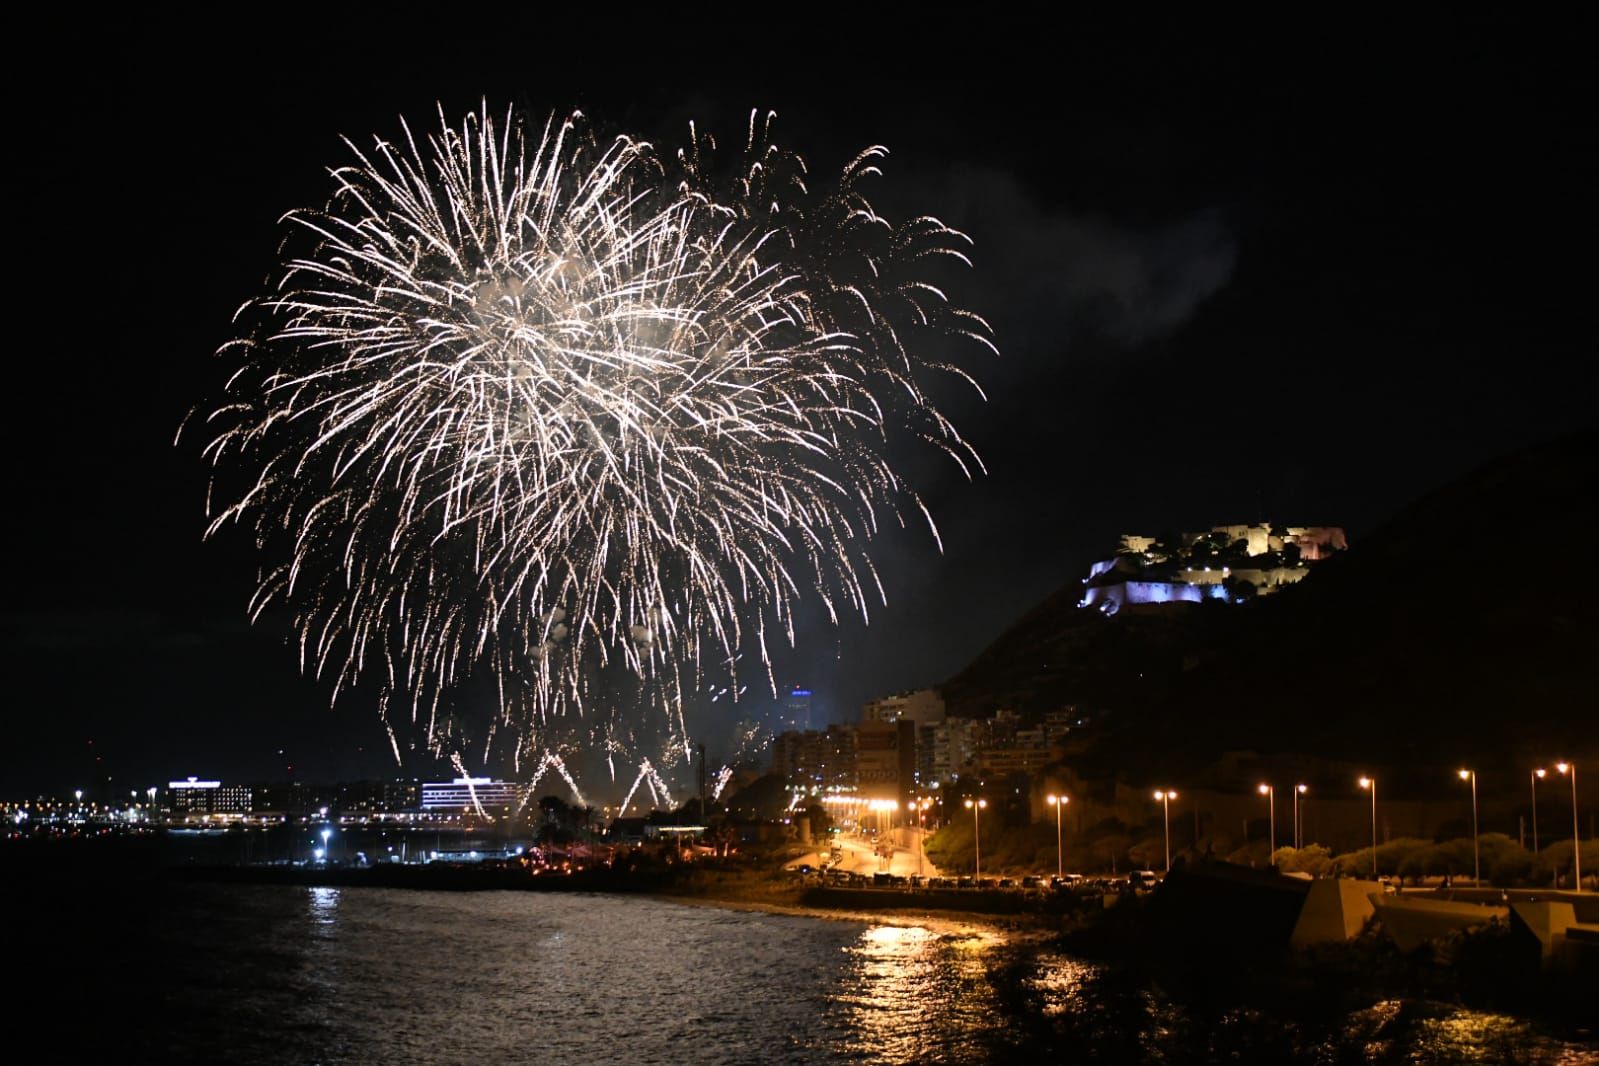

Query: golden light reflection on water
[1318,999,1587,1066]
[1414,1009,1566,1064]
[1027,951,1103,1018]
[829,924,1002,1064]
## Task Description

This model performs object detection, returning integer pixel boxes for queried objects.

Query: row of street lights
[1357,764,1579,889]
[1251,783,1313,855]
[916,760,1579,889]
[1157,761,1580,888]
[967,794,1074,881]
[963,797,987,878]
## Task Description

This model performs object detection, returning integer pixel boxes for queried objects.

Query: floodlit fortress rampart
[1081,523,1347,614]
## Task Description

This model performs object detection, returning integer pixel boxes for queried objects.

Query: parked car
[1127,870,1161,891]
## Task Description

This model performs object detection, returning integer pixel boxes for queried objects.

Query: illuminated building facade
[1082,522,1347,615]
[772,726,858,792]
[779,685,814,733]
[168,777,253,818]
[861,687,946,726]
[419,778,527,813]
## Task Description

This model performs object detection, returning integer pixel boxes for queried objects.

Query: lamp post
[1556,762,1581,892]
[1359,777,1377,877]
[1046,795,1068,879]
[1153,790,1177,872]
[964,797,987,880]
[1458,769,1479,885]
[915,798,932,876]
[1294,784,1308,850]
[1532,768,1545,854]
[1257,784,1275,860]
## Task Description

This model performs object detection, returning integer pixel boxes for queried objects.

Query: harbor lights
[1046,794,1069,879]
[1358,777,1377,877]
[964,797,988,880]
[1153,790,1177,872]
[1556,762,1581,892]
[1293,784,1308,849]
[1458,769,1479,885]
[1257,784,1276,858]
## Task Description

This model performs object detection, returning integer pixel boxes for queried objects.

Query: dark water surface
[10,880,1596,1063]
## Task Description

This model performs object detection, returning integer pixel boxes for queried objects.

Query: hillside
[941,433,1599,775]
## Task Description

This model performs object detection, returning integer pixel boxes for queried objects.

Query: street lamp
[1359,777,1377,877]
[1556,762,1581,892]
[963,797,987,880]
[1458,769,1479,885]
[1257,784,1275,859]
[1532,768,1545,854]
[908,797,928,875]
[1153,790,1177,872]
[918,797,935,875]
[1294,784,1308,850]
[1046,794,1068,879]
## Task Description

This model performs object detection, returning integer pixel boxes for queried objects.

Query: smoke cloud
[934,168,1238,350]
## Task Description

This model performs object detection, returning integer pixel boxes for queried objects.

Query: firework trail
[197,103,990,766]
[619,758,675,816]
[520,750,587,809]
[711,765,735,802]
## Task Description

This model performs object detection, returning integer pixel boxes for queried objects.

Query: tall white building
[420,778,527,813]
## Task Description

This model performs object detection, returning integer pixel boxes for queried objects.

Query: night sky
[4,13,1592,795]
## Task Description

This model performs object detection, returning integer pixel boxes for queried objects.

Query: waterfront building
[334,779,422,815]
[168,777,252,819]
[419,777,527,814]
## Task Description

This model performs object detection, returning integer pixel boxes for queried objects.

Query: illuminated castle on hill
[1079,523,1347,615]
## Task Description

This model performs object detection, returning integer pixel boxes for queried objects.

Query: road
[786,826,945,879]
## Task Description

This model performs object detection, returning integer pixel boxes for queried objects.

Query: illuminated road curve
[788,826,944,879]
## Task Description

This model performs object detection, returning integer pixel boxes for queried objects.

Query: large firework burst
[197,104,991,765]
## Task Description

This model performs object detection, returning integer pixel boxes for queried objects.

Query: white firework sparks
[197,103,990,765]
[710,765,735,803]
